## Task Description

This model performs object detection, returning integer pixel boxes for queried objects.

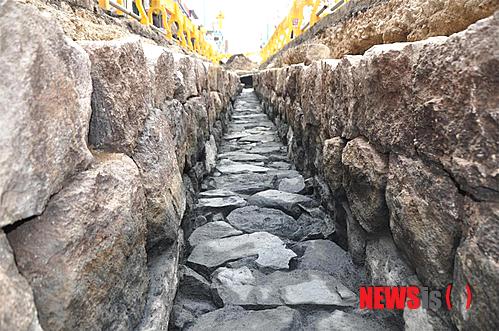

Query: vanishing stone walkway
[170,89,394,330]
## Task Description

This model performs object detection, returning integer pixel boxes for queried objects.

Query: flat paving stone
[195,196,247,215]
[248,189,318,218]
[278,175,305,193]
[187,232,296,270]
[188,221,243,247]
[186,306,302,331]
[212,267,357,307]
[217,152,268,162]
[292,240,368,291]
[226,205,301,239]
[216,160,270,174]
[198,189,238,198]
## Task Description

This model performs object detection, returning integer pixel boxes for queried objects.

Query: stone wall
[0,1,241,330]
[254,13,498,331]
[263,0,499,68]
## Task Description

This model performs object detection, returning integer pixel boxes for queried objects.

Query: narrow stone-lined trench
[169,89,397,330]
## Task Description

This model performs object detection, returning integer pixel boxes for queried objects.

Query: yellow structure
[98,0,229,63]
[216,11,225,30]
[261,0,350,62]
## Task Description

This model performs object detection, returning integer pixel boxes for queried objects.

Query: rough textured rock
[138,235,183,331]
[81,36,152,154]
[322,137,347,193]
[188,221,243,247]
[212,267,357,307]
[195,196,247,216]
[216,160,270,174]
[204,135,217,173]
[341,137,389,233]
[451,201,499,331]
[8,153,148,331]
[187,232,296,270]
[248,189,318,218]
[0,232,41,331]
[412,13,499,201]
[386,155,462,287]
[0,0,93,226]
[279,43,331,67]
[264,0,499,68]
[365,236,415,286]
[293,239,368,291]
[187,306,301,331]
[278,175,306,193]
[226,206,301,239]
[133,106,185,250]
[143,43,176,107]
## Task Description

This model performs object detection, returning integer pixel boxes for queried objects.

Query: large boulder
[341,137,389,233]
[81,36,152,155]
[0,232,41,331]
[8,153,148,331]
[0,0,93,226]
[386,154,462,287]
[412,13,499,201]
[133,107,186,251]
[143,44,176,107]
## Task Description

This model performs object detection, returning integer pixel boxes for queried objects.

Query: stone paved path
[170,89,396,330]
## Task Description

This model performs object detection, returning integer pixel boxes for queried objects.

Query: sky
[187,0,292,55]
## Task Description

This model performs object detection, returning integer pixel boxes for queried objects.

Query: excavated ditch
[169,89,400,330]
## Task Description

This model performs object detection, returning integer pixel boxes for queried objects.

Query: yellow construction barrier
[98,0,229,63]
[261,0,350,62]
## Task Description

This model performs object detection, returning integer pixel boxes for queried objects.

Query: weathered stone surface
[280,43,331,66]
[310,310,385,331]
[172,53,198,101]
[296,206,336,240]
[226,206,301,239]
[278,175,305,193]
[8,153,148,331]
[0,232,41,331]
[412,13,499,201]
[248,189,318,217]
[187,232,296,270]
[212,267,357,307]
[195,196,247,216]
[386,155,462,287]
[404,306,453,331]
[451,201,499,331]
[188,221,243,247]
[186,306,302,331]
[218,151,268,162]
[138,235,183,331]
[143,43,175,106]
[343,201,368,265]
[209,173,274,194]
[198,189,237,198]
[204,135,217,173]
[341,137,389,233]
[365,236,415,286]
[293,239,367,291]
[171,297,217,330]
[216,160,270,174]
[322,137,347,193]
[81,36,151,154]
[163,100,189,171]
[133,107,185,250]
[0,0,93,225]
